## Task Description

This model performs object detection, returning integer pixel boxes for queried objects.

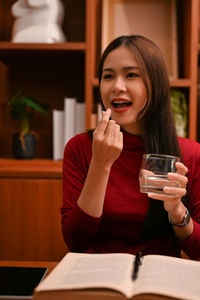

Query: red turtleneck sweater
[61,131,200,259]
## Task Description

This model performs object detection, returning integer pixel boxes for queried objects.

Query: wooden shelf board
[170,78,191,87]
[0,41,86,50]
[0,159,63,179]
[0,42,86,58]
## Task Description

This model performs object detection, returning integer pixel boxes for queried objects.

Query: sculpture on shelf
[11,0,66,43]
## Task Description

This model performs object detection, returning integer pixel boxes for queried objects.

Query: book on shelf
[52,97,86,160]
[64,97,76,147]
[33,252,200,300]
[75,102,86,137]
[52,109,64,161]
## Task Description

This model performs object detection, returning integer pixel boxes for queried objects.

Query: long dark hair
[99,35,182,238]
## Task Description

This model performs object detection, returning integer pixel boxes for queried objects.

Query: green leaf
[8,90,49,134]
[8,90,23,106]
[21,97,49,115]
[170,88,188,137]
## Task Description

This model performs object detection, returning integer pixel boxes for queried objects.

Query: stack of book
[53,97,86,160]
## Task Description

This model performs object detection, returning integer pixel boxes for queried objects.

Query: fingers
[94,108,112,136]
[104,120,121,140]
[104,119,116,139]
[148,185,186,201]
[167,173,188,188]
[148,162,188,203]
[103,119,123,153]
[167,162,188,189]
[163,185,186,198]
[94,108,122,145]
[175,162,188,176]
[92,109,123,167]
[114,123,123,146]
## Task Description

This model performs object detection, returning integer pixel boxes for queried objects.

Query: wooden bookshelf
[0,0,199,261]
[0,0,198,161]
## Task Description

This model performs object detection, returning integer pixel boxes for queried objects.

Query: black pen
[132,252,143,280]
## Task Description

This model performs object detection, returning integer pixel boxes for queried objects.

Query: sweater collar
[122,129,144,151]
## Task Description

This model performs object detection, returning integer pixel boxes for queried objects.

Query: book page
[35,252,135,298]
[132,255,200,300]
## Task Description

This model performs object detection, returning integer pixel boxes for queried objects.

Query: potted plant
[8,90,49,159]
[170,88,188,138]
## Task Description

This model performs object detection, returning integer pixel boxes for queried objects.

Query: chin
[113,117,136,127]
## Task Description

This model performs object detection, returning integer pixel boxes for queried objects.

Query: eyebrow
[102,66,140,72]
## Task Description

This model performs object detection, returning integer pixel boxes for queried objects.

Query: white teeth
[112,100,132,108]
[112,100,131,104]
[113,101,124,104]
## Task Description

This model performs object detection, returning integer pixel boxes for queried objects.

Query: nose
[112,77,127,94]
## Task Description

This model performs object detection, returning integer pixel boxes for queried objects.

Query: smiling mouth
[111,100,132,109]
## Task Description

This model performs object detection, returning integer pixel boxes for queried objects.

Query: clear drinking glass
[139,154,180,195]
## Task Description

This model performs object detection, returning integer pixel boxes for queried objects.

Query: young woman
[61,35,200,259]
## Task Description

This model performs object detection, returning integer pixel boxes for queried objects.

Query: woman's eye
[103,74,113,80]
[126,72,139,78]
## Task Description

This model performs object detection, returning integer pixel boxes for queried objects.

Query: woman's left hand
[148,162,188,213]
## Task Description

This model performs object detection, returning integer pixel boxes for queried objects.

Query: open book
[33,252,200,300]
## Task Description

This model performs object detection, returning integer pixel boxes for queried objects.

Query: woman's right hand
[92,108,123,170]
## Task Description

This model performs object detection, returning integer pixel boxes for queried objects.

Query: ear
[27,0,48,7]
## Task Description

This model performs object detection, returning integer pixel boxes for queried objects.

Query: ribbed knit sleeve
[61,133,102,252]
[178,137,200,259]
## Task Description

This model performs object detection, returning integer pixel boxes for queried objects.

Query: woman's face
[100,45,148,135]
